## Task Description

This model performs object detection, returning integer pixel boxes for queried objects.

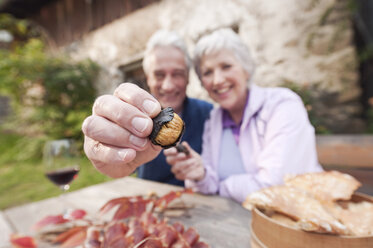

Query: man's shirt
[137,97,213,186]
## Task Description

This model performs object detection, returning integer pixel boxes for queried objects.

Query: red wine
[46,167,80,186]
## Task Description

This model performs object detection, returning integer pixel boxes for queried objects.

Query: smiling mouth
[214,86,231,95]
[159,91,179,98]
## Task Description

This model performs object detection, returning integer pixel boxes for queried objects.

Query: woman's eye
[203,70,212,76]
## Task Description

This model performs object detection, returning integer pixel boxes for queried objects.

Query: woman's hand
[164,142,205,181]
[82,83,162,178]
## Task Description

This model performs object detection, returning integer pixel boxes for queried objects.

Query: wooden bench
[316,135,373,195]
[316,135,373,168]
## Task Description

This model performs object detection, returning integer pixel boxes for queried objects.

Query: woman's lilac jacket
[185,84,323,203]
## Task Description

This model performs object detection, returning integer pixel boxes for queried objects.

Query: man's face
[146,46,188,114]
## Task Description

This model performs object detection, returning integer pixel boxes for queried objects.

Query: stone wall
[64,0,364,133]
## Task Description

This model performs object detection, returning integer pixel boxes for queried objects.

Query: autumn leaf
[59,227,87,248]
[11,190,207,248]
[53,226,87,244]
[32,215,69,230]
[99,196,152,221]
[155,189,193,210]
[99,196,134,215]
[10,234,37,248]
[66,209,87,220]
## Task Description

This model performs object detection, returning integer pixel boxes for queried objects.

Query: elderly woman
[164,28,322,203]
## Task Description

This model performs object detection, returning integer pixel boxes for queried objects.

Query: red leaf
[140,212,158,227]
[135,237,163,248]
[192,241,210,248]
[67,209,86,220]
[155,189,193,209]
[85,227,101,248]
[157,225,178,247]
[100,197,129,215]
[170,237,190,248]
[102,222,130,247]
[10,234,37,248]
[53,226,87,244]
[172,222,184,234]
[126,225,147,245]
[32,215,69,230]
[60,228,87,248]
[107,236,134,248]
[103,222,129,245]
[182,228,199,245]
[112,200,133,220]
[133,200,151,217]
[104,197,151,221]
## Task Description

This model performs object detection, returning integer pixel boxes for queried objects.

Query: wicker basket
[250,193,373,248]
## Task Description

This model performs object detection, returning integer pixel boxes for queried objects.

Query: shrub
[281,81,331,134]
[0,15,98,159]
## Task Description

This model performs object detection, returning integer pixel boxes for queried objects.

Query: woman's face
[200,49,250,116]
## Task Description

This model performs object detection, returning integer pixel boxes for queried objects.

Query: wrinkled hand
[82,83,162,178]
[164,142,205,181]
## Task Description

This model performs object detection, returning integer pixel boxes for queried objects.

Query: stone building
[0,0,368,133]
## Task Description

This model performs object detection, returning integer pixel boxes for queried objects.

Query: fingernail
[132,117,150,133]
[118,150,128,160]
[129,135,147,148]
[143,99,157,115]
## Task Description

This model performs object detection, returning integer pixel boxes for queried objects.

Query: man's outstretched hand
[82,83,162,178]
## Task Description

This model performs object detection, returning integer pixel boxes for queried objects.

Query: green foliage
[0,40,98,150]
[0,13,42,45]
[0,14,99,159]
[0,14,111,210]
[282,81,331,134]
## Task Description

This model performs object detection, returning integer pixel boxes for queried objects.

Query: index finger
[114,83,161,118]
[164,147,178,156]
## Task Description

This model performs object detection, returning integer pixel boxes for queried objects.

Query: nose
[161,75,175,92]
[213,69,224,86]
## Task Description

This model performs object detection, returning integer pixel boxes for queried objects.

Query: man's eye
[155,73,165,79]
[222,64,231,70]
[173,72,185,78]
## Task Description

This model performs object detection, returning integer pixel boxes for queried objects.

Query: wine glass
[43,139,80,195]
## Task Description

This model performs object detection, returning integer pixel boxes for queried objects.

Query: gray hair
[194,28,255,82]
[142,29,191,75]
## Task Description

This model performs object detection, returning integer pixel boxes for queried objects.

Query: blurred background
[0,0,372,209]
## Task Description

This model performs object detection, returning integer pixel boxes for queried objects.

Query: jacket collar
[241,84,266,129]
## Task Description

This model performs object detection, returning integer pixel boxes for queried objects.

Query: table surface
[0,177,252,248]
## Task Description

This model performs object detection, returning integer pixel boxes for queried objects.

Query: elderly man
[82,30,212,186]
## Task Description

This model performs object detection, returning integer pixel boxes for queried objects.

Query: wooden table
[0,177,252,248]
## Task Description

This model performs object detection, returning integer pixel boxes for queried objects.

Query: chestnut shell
[149,107,185,148]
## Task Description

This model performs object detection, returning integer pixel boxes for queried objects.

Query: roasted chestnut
[149,107,185,148]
